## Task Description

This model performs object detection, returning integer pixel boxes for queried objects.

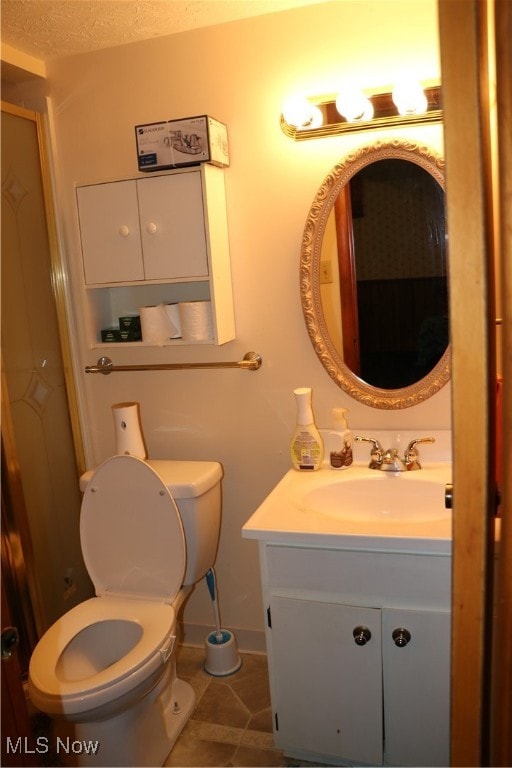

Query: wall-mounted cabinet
[76,164,235,347]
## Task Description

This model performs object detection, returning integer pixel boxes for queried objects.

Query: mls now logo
[6,736,100,756]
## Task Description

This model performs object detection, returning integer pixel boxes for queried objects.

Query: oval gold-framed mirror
[300,139,450,409]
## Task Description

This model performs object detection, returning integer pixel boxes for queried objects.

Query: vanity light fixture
[280,82,441,140]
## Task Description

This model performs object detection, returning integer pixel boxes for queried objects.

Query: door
[269,595,383,765]
[490,1,512,762]
[138,171,208,279]
[334,185,360,373]
[1,101,90,634]
[1,577,40,767]
[439,1,511,764]
[77,180,144,284]
[382,607,451,767]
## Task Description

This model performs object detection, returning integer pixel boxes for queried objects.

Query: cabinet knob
[392,627,412,647]
[118,225,130,237]
[146,222,157,235]
[353,626,372,646]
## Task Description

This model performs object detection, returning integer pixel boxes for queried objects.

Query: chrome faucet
[355,436,435,471]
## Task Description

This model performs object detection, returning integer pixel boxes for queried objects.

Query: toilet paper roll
[112,402,147,458]
[139,304,175,345]
[164,303,182,338]
[178,301,213,342]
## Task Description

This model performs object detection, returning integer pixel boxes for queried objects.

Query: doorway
[1,102,92,662]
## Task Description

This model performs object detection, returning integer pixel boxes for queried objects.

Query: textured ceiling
[1,0,326,61]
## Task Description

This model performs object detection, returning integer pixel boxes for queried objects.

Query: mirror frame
[300,139,450,409]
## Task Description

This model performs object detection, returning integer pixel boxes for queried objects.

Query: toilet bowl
[29,454,222,767]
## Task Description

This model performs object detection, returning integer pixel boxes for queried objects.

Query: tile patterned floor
[166,647,318,768]
[30,646,324,767]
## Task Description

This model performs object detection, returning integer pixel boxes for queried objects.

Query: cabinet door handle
[353,626,372,646]
[392,627,412,647]
[118,225,130,237]
[146,222,157,234]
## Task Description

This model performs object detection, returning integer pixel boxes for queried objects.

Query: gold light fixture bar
[280,85,442,141]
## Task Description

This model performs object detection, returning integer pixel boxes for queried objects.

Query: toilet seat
[80,455,186,602]
[29,596,176,716]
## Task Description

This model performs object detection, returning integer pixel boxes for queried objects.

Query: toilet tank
[148,460,222,586]
[80,459,222,586]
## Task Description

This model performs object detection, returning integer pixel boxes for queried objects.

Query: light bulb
[335,89,374,122]
[392,80,428,115]
[306,105,323,129]
[282,96,323,129]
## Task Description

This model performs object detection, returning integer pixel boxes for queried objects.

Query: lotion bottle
[290,387,324,471]
[327,408,353,469]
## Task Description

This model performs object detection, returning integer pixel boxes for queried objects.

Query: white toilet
[29,454,223,767]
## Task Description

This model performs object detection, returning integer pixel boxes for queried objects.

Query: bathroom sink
[300,473,448,523]
[242,461,453,554]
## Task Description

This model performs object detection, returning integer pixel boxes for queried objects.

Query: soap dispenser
[327,408,353,469]
[290,387,324,471]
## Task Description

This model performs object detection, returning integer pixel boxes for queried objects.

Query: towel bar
[85,351,262,374]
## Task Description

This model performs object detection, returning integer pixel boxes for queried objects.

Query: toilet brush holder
[204,630,242,677]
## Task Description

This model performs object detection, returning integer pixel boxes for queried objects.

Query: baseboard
[178,621,267,654]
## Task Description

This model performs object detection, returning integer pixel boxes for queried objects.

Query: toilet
[29,454,223,767]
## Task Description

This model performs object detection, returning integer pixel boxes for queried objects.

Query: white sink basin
[300,473,448,523]
[242,462,453,554]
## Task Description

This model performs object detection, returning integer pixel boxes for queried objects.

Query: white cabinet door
[382,607,450,767]
[78,171,209,285]
[77,181,144,284]
[270,595,383,765]
[138,172,208,280]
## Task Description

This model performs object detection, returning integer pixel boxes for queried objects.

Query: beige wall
[43,0,447,648]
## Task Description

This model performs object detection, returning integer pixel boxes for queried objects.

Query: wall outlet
[320,260,333,284]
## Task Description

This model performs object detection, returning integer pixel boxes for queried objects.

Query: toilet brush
[204,568,241,676]
[205,568,224,643]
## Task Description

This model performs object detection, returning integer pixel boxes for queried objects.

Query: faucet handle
[404,437,435,470]
[355,436,384,469]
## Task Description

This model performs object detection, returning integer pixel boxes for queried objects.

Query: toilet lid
[80,455,186,603]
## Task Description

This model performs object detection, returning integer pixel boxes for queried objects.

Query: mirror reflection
[322,158,448,388]
[301,140,451,409]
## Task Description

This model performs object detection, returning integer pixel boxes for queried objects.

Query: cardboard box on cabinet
[136,115,229,171]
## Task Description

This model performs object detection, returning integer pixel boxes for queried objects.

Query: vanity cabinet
[260,544,451,767]
[76,164,235,346]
